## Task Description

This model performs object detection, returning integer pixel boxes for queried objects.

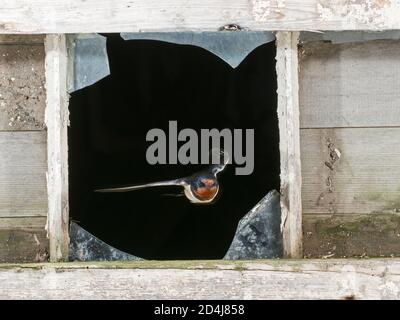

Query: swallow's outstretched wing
[95,179,186,193]
[95,149,230,200]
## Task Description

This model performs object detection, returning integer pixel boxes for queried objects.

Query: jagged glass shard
[224,190,283,260]
[121,32,275,68]
[67,34,110,92]
[69,222,143,261]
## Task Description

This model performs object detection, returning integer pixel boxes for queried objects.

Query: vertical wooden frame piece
[45,34,70,262]
[276,31,302,258]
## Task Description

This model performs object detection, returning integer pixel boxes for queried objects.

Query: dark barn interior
[68,34,279,260]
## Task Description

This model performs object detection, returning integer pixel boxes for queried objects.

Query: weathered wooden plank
[276,31,302,258]
[303,213,400,259]
[301,127,400,214]
[0,217,48,263]
[300,30,400,44]
[1,259,400,299]
[299,41,400,129]
[0,44,46,130]
[0,216,47,229]
[0,131,47,217]
[0,0,400,33]
[0,35,44,44]
[44,34,69,262]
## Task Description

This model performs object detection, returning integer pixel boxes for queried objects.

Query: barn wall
[0,35,48,262]
[2,32,399,262]
[299,38,400,258]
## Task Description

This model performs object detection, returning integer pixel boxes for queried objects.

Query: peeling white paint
[252,0,271,22]
[379,280,400,298]
[337,265,360,298]
[317,0,400,29]
[2,260,400,299]
[45,34,69,262]
[317,3,337,22]
[276,32,302,258]
[376,0,400,28]
[276,0,286,15]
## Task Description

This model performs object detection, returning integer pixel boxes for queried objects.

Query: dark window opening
[68,34,279,260]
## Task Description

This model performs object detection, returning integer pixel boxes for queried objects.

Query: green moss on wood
[0,259,307,270]
[304,213,400,259]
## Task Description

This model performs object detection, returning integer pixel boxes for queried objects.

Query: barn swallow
[95,149,229,204]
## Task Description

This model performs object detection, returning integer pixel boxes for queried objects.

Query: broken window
[67,33,282,260]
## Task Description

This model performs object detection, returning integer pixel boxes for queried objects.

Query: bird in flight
[95,149,229,204]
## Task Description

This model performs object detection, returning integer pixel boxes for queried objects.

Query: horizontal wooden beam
[301,127,400,215]
[0,1,400,33]
[299,40,400,129]
[1,259,400,299]
[0,217,48,263]
[0,42,46,131]
[0,35,44,44]
[0,131,47,217]
[303,213,400,259]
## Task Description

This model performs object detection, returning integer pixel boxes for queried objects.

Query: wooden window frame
[1,259,399,299]
[1,0,400,300]
[43,32,303,262]
[44,35,69,262]
[30,0,399,262]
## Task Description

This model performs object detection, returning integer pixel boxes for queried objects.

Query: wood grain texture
[0,44,46,130]
[301,127,400,215]
[1,259,400,299]
[0,217,48,263]
[276,31,302,258]
[299,41,400,129]
[0,216,47,229]
[0,131,47,217]
[44,34,70,262]
[0,1,400,33]
[0,35,44,44]
[303,213,400,258]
